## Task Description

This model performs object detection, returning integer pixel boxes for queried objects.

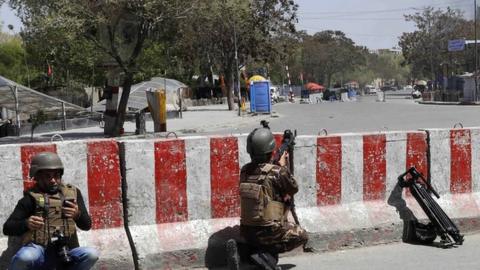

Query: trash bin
[250,80,271,113]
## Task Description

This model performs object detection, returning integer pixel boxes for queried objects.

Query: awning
[0,75,87,115]
[305,82,325,91]
[90,77,189,112]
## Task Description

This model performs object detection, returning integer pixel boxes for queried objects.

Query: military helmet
[246,128,276,158]
[29,152,64,178]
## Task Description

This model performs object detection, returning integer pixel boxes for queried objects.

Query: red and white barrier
[422,128,480,219]
[2,128,480,269]
[120,131,432,267]
[0,140,134,269]
[292,131,430,232]
[121,136,250,268]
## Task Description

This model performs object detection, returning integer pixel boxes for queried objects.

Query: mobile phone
[63,198,75,206]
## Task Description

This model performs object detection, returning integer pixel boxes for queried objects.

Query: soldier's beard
[45,183,59,194]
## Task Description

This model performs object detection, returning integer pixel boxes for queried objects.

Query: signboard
[448,39,465,52]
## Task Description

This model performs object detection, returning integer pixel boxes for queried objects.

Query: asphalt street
[273,232,480,270]
[201,89,480,136]
[4,89,480,143]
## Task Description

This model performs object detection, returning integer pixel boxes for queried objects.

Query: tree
[399,7,470,83]
[0,35,30,84]
[301,31,365,87]
[7,0,194,136]
[175,0,298,110]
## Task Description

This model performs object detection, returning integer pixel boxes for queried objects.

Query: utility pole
[233,23,242,116]
[475,0,478,101]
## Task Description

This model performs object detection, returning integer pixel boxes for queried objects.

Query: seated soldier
[3,152,98,270]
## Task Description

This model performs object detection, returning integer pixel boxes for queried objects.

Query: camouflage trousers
[240,222,309,254]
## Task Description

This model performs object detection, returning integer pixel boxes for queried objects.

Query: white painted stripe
[385,132,407,198]
[237,134,250,168]
[341,134,363,203]
[294,136,317,207]
[56,141,89,209]
[124,140,156,225]
[428,129,451,194]
[0,144,22,237]
[471,128,480,192]
[185,137,211,220]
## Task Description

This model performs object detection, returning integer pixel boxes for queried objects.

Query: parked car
[364,85,377,95]
[380,85,396,92]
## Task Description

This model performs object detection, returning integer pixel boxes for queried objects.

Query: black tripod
[398,167,464,248]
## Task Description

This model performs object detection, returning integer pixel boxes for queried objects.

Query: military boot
[250,252,280,270]
[226,239,240,270]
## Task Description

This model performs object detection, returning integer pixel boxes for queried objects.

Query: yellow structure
[146,88,167,132]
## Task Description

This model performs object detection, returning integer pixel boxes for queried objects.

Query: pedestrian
[3,152,99,270]
[236,127,309,269]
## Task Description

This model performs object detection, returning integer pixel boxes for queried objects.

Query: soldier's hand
[62,199,79,219]
[279,151,289,167]
[27,215,44,230]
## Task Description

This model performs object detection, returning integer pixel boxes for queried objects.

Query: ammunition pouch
[240,164,285,226]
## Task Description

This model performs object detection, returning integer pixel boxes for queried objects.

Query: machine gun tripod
[398,167,464,248]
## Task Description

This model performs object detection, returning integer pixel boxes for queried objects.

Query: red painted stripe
[450,129,472,193]
[87,141,123,229]
[272,133,283,161]
[20,144,57,191]
[316,136,342,205]
[405,133,428,197]
[406,133,428,177]
[154,140,188,223]
[363,134,386,201]
[210,137,240,218]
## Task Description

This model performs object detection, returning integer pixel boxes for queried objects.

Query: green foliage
[175,0,298,108]
[399,7,471,81]
[300,31,365,87]
[0,37,29,84]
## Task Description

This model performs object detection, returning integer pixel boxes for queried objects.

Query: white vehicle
[364,85,377,95]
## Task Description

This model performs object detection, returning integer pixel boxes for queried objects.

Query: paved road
[4,89,479,143]
[274,232,480,270]
[202,89,480,136]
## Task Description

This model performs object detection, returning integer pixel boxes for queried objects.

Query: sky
[0,0,476,49]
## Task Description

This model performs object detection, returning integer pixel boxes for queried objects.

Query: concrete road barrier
[1,129,480,269]
[0,139,134,270]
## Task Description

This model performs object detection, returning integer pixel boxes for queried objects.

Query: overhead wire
[298,0,471,21]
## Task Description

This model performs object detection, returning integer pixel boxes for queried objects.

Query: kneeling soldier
[238,127,308,269]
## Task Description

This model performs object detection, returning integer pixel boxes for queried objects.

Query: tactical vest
[22,184,78,247]
[240,164,285,226]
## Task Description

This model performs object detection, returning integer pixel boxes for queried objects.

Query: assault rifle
[397,167,464,247]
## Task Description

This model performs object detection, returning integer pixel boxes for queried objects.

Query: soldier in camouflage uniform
[238,127,308,268]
